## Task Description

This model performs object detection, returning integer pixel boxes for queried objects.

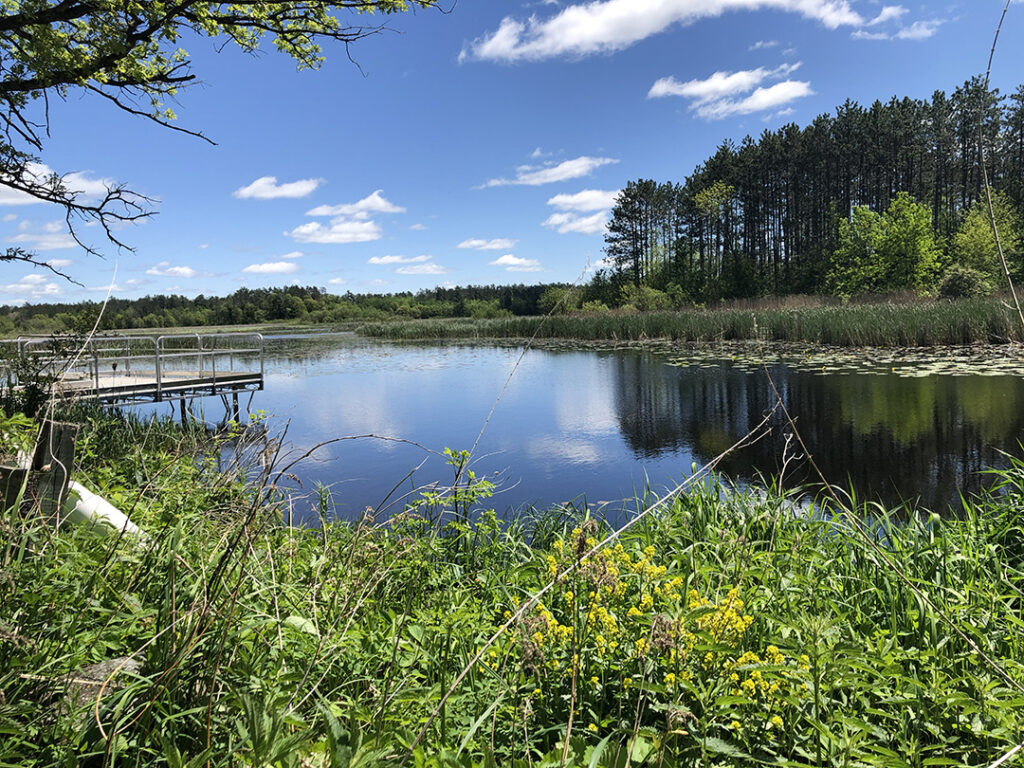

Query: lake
[196,333,1024,523]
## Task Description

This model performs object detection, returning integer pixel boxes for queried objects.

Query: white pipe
[63,480,145,539]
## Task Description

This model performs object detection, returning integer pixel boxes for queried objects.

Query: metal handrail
[2,332,264,402]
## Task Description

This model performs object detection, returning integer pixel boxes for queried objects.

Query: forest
[595,76,1024,307]
[0,284,563,335]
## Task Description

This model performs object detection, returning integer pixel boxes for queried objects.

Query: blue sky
[2,0,1022,304]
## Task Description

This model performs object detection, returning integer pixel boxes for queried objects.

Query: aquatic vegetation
[359,296,1024,348]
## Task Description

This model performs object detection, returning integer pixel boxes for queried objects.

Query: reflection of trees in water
[612,352,1024,509]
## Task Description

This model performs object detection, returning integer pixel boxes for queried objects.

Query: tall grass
[3,409,1024,765]
[359,296,1024,347]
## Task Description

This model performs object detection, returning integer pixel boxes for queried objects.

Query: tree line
[596,76,1024,308]
[0,284,566,335]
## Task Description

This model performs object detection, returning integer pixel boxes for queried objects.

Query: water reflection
[238,336,1024,520]
[611,353,1024,508]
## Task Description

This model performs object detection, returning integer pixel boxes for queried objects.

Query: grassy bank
[359,296,1024,347]
[3,411,1024,766]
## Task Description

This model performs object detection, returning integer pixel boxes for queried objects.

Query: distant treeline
[0,284,567,335]
[591,76,1024,309]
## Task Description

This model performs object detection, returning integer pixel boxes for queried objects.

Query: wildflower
[730,721,741,731]
[588,723,599,733]
[770,715,783,729]
[664,672,676,688]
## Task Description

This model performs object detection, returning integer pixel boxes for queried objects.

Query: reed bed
[3,410,1024,766]
[359,297,1024,347]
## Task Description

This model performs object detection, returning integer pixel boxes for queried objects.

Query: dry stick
[979,0,1024,336]
[403,405,778,761]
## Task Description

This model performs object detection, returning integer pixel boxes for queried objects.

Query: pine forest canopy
[602,77,1024,304]
[0,1,435,276]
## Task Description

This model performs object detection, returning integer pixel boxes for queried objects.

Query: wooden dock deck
[1,333,264,408]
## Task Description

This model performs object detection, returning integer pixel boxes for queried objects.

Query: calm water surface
[211,333,1024,523]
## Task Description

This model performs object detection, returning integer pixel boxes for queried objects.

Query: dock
[1,333,264,416]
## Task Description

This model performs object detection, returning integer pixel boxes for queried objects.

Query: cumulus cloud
[305,190,405,218]
[45,258,74,268]
[490,254,542,272]
[287,190,404,245]
[0,272,60,297]
[542,188,619,235]
[461,0,866,63]
[481,156,617,188]
[649,62,811,119]
[396,262,448,275]
[328,277,347,285]
[233,176,322,200]
[542,211,610,235]
[547,189,619,212]
[288,219,381,244]
[368,255,430,264]
[243,261,299,275]
[146,261,198,278]
[280,250,304,260]
[457,237,518,250]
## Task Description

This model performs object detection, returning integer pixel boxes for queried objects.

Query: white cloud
[2,213,16,221]
[749,39,778,50]
[45,258,74,268]
[233,176,322,200]
[328,277,347,285]
[895,19,942,39]
[396,262,448,275]
[461,0,865,63]
[482,156,617,187]
[544,189,618,235]
[542,210,610,235]
[6,220,78,251]
[0,272,60,297]
[287,218,381,244]
[410,223,428,231]
[851,29,891,39]
[457,237,518,250]
[280,250,304,260]
[146,261,198,278]
[368,254,430,264]
[868,5,906,25]
[649,63,811,119]
[547,189,619,212]
[243,261,299,275]
[287,190,404,245]
[305,190,405,218]
[490,254,542,272]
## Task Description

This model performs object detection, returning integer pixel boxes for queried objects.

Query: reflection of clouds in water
[527,434,605,465]
[306,387,404,452]
[552,357,618,435]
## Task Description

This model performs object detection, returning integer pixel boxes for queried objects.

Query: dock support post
[231,392,240,423]
[179,398,187,425]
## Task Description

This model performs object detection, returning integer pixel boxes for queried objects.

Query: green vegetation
[360,296,1024,347]
[4,408,1024,765]
[0,284,564,336]
[601,80,1024,303]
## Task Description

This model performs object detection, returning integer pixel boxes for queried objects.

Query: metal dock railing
[0,333,264,407]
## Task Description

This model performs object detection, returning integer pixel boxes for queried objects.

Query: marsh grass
[3,409,1024,766]
[359,296,1024,347]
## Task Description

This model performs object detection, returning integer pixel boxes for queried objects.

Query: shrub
[938,265,992,298]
